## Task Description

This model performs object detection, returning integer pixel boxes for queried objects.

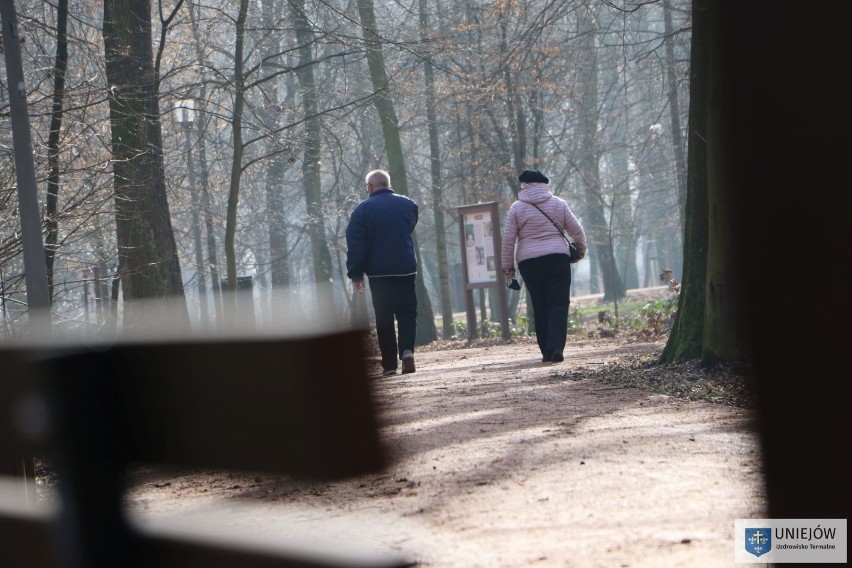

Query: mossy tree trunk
[700,0,747,364]
[357,0,437,345]
[103,0,187,324]
[660,0,708,364]
[662,0,749,365]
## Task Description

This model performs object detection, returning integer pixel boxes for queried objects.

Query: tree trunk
[189,2,223,324]
[44,0,69,304]
[576,5,624,302]
[717,0,849,523]
[268,68,293,294]
[1,0,51,334]
[419,0,453,339]
[663,0,688,222]
[529,80,544,166]
[259,0,292,299]
[182,126,209,326]
[352,71,375,329]
[701,0,744,364]
[660,0,708,364]
[291,0,335,318]
[356,0,437,344]
[223,0,250,324]
[265,151,290,290]
[611,140,638,290]
[500,18,526,173]
[102,0,187,324]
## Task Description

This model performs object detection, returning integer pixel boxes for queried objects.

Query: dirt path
[125,337,767,567]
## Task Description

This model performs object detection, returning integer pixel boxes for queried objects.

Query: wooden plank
[136,521,413,568]
[0,349,48,462]
[37,329,384,478]
[0,329,410,567]
[0,477,56,567]
[0,475,411,568]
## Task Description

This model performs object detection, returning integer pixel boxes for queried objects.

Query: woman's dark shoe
[551,351,564,363]
[542,350,553,363]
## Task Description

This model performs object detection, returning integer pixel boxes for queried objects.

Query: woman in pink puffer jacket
[501,170,587,363]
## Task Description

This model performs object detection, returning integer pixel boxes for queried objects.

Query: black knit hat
[519,170,549,184]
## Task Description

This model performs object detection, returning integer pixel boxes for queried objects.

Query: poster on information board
[462,209,497,284]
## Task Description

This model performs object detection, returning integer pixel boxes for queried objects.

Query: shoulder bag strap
[530,202,570,244]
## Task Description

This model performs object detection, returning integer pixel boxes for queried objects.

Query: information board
[462,209,497,284]
[455,202,510,340]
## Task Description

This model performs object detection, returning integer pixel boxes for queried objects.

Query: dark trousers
[368,275,417,371]
[518,254,572,359]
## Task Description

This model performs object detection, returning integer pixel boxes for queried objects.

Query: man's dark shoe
[401,350,416,374]
[551,351,564,363]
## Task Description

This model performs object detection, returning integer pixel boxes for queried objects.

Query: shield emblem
[745,528,771,557]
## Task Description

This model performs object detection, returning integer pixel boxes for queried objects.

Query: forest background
[2,0,850,535]
[0,0,691,341]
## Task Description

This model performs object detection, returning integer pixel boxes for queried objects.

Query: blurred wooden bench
[0,329,410,568]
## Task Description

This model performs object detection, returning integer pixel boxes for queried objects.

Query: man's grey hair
[365,169,391,188]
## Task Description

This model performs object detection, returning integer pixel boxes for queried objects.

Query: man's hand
[503,268,516,279]
[352,279,365,294]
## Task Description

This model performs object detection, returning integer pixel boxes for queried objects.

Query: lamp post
[174,99,210,326]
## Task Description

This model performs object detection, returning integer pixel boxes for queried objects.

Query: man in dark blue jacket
[346,169,418,376]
